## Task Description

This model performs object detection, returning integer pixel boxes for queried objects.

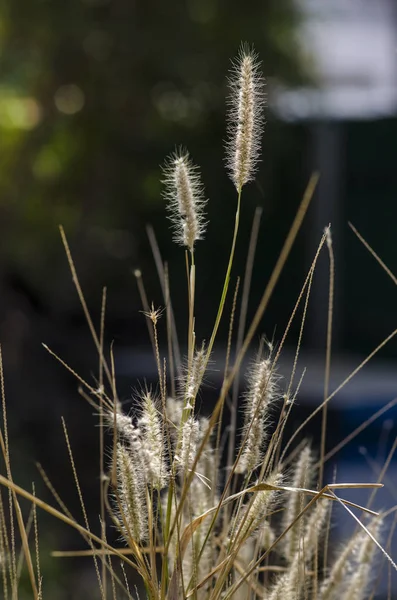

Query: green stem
[168,189,242,594]
[177,252,196,446]
[159,486,170,600]
[187,251,195,395]
[206,189,242,364]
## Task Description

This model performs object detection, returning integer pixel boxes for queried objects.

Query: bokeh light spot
[54,84,85,115]
[0,94,41,130]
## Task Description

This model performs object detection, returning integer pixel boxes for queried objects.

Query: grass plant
[0,43,396,600]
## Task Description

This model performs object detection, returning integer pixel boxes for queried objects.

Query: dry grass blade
[98,287,108,598]
[321,396,397,466]
[281,327,397,461]
[0,475,143,572]
[146,224,182,372]
[42,344,113,410]
[222,483,381,600]
[169,478,381,589]
[59,226,116,393]
[61,417,105,599]
[32,485,42,599]
[51,547,163,557]
[0,490,9,599]
[216,276,240,473]
[349,222,397,285]
[319,226,334,488]
[168,174,319,551]
[330,489,397,572]
[0,349,39,600]
[234,173,319,377]
[228,206,262,468]
[0,347,17,598]
[0,429,38,599]
[5,44,397,600]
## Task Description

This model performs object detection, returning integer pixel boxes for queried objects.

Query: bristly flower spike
[235,355,278,474]
[226,44,265,192]
[181,342,207,411]
[137,391,169,489]
[163,149,207,252]
[114,443,148,543]
[282,445,314,560]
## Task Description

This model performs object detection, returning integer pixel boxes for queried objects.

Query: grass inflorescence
[0,43,396,600]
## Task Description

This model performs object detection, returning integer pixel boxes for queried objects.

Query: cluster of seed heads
[0,41,387,600]
[163,44,265,252]
[105,44,384,600]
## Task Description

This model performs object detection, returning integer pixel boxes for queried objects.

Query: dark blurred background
[1,0,397,597]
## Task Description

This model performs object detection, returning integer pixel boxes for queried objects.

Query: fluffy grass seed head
[179,342,207,411]
[230,471,281,546]
[185,439,216,599]
[341,519,381,600]
[106,392,169,489]
[163,149,207,252]
[282,445,315,560]
[268,501,328,600]
[174,415,200,474]
[105,401,135,440]
[226,44,265,191]
[235,356,278,474]
[136,391,169,489]
[320,517,382,600]
[166,396,183,439]
[114,443,148,543]
[196,416,218,493]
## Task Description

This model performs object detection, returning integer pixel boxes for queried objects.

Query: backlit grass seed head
[183,524,213,600]
[105,401,135,440]
[114,443,147,543]
[162,492,185,575]
[320,538,358,600]
[230,472,281,546]
[226,44,265,191]
[163,149,207,252]
[166,396,183,435]
[106,395,169,489]
[257,520,275,550]
[142,303,163,326]
[320,518,382,600]
[269,504,328,600]
[282,445,314,560]
[300,499,328,557]
[341,519,381,600]
[137,391,169,489]
[181,343,207,410]
[174,416,199,473]
[233,541,256,600]
[186,462,216,594]
[196,416,218,491]
[235,357,278,474]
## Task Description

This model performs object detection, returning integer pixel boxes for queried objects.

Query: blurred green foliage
[0,0,309,321]
[0,6,310,594]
